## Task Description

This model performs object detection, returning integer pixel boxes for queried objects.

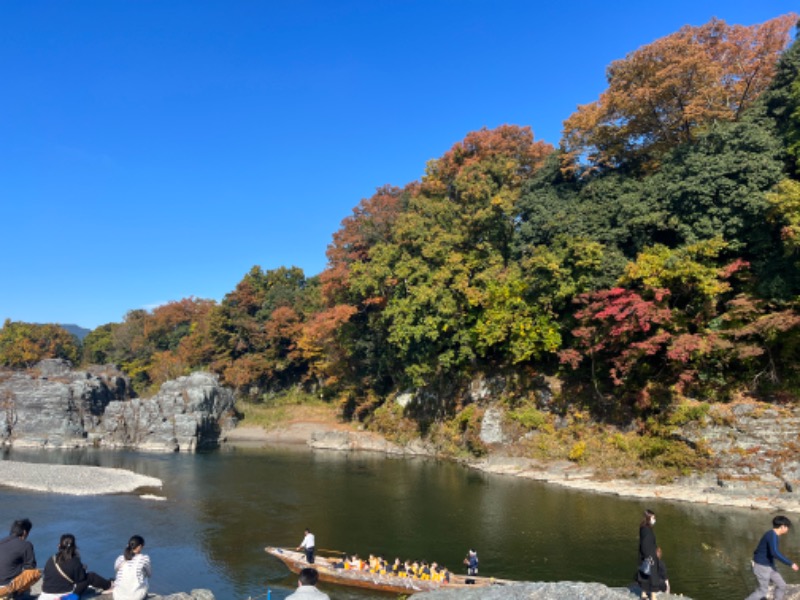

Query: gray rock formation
[0,360,236,452]
[150,591,216,600]
[101,371,237,452]
[480,406,508,445]
[309,429,433,455]
[31,582,216,599]
[413,583,800,600]
[678,402,800,494]
[411,581,688,599]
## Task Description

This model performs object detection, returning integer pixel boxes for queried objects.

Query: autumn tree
[310,186,409,398]
[209,266,318,393]
[0,320,80,368]
[561,14,796,173]
[347,125,555,387]
[559,287,675,404]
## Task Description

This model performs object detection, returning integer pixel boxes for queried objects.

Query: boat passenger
[464,549,479,576]
[400,560,412,578]
[420,561,431,581]
[391,558,401,576]
[411,561,421,578]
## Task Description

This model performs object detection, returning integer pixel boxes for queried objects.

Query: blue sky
[1,1,797,330]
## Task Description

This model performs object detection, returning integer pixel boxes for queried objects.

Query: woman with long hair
[112,535,150,600]
[39,533,113,599]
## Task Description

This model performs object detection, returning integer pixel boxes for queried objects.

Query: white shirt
[113,553,151,600]
[300,533,315,549]
[286,585,330,599]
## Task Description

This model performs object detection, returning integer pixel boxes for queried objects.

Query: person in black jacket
[637,509,658,600]
[637,546,670,596]
[0,518,40,597]
[40,534,113,599]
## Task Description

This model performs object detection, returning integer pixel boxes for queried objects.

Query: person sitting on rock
[0,518,41,598]
[39,533,113,599]
[112,535,151,600]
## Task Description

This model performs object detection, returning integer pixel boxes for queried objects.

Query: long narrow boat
[265,546,512,595]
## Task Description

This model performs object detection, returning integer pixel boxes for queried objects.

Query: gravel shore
[0,461,163,496]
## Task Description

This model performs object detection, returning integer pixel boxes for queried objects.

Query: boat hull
[265,546,510,595]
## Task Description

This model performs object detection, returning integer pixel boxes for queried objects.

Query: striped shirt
[113,553,151,600]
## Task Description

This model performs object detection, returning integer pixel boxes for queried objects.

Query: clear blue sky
[1,1,797,330]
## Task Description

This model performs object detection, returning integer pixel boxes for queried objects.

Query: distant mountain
[60,324,91,341]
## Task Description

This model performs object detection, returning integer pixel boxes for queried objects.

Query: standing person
[637,509,658,600]
[297,528,316,564]
[464,549,479,575]
[0,518,40,598]
[745,515,799,600]
[39,534,113,599]
[637,546,669,597]
[113,535,151,600]
[286,567,330,599]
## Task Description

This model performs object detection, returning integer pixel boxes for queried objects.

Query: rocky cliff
[0,360,237,452]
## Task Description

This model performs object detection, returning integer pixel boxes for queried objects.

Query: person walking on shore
[745,515,798,600]
[113,535,151,600]
[637,509,658,600]
[0,518,41,598]
[297,528,316,565]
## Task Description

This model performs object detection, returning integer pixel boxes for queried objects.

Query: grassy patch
[235,388,336,430]
[516,413,707,481]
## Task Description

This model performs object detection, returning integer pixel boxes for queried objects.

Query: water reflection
[1,446,796,599]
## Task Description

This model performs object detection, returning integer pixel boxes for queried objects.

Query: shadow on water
[1,445,796,599]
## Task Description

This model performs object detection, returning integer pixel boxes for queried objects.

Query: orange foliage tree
[0,320,80,368]
[561,14,797,172]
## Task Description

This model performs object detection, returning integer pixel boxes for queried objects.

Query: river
[0,444,794,599]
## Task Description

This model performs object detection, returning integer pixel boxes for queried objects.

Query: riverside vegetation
[4,14,800,487]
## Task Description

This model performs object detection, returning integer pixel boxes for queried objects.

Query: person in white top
[297,528,316,564]
[112,535,151,600]
[286,567,330,600]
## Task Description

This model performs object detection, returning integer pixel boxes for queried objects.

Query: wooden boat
[265,546,512,594]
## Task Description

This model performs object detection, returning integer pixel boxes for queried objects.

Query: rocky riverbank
[27,580,215,599]
[0,360,237,452]
[411,581,800,599]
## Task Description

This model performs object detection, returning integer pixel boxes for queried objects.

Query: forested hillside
[4,14,800,461]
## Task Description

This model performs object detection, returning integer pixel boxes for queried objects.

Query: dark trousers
[75,571,113,596]
[305,547,315,564]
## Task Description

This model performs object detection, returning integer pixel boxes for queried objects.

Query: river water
[0,445,795,600]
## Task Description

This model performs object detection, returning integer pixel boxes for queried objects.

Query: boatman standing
[297,528,316,564]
